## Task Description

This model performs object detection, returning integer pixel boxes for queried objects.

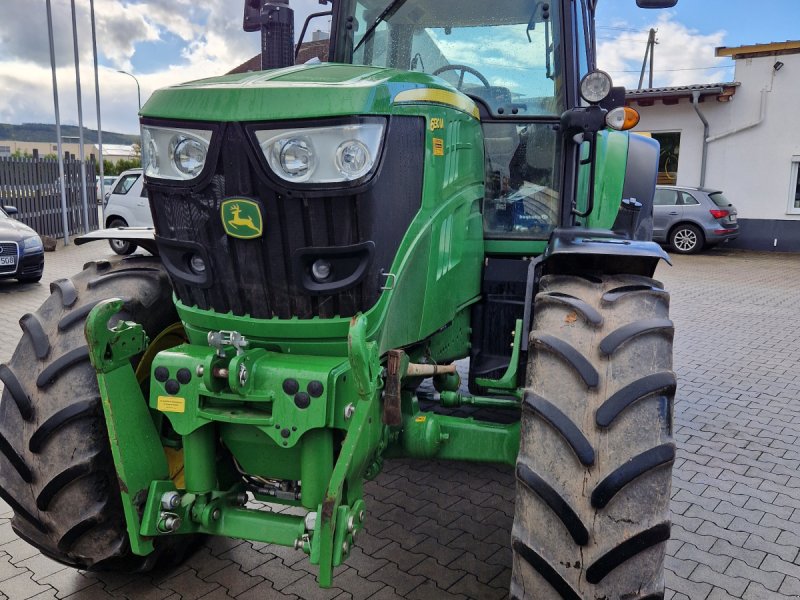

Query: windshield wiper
[352,0,410,54]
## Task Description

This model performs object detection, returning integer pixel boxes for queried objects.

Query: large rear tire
[0,256,197,571]
[511,274,675,599]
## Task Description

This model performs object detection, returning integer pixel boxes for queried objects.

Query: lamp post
[117,70,141,110]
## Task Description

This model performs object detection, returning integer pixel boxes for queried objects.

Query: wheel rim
[674,229,697,251]
[110,238,128,252]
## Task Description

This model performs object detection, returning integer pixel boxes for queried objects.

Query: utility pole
[45,0,70,246]
[70,0,91,233]
[638,28,657,90]
[90,0,106,212]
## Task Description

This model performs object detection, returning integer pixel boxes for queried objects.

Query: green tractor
[0,0,679,597]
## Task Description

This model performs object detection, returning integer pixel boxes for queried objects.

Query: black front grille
[148,116,424,319]
[0,242,18,274]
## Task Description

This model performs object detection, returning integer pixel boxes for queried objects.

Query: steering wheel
[432,64,491,90]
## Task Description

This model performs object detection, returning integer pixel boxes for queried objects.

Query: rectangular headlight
[142,125,213,181]
[254,121,385,185]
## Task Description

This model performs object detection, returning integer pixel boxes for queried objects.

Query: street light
[117,70,141,110]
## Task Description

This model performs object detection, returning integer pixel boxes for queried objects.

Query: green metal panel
[142,64,475,123]
[580,130,630,229]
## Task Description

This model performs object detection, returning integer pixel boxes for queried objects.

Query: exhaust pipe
[243,0,295,70]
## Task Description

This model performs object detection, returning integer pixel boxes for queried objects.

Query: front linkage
[85,299,520,586]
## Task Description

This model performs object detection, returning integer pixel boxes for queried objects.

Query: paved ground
[1,241,799,599]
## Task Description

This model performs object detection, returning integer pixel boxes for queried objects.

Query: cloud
[597,13,732,89]
[0,0,324,134]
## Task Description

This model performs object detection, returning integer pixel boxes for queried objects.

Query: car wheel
[669,224,703,254]
[107,218,138,255]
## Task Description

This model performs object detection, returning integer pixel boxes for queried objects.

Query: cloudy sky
[1,0,797,135]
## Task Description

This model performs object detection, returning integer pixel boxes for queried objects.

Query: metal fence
[0,155,99,239]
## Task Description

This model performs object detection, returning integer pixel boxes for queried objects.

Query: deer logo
[221,199,263,239]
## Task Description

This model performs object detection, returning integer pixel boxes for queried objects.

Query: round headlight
[189,254,206,274]
[580,70,613,104]
[277,138,315,180]
[336,140,371,179]
[311,259,332,282]
[171,136,207,177]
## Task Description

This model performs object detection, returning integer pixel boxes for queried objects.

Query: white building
[626,41,800,251]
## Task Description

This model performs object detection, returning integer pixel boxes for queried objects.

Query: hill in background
[0,123,138,145]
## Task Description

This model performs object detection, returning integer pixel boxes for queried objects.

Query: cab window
[352,0,564,117]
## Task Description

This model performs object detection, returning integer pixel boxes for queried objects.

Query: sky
[0,0,797,136]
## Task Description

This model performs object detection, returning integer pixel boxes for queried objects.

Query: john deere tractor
[0,0,679,597]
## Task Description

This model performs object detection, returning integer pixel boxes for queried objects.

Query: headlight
[141,125,212,181]
[255,121,385,185]
[22,235,43,253]
[580,70,613,104]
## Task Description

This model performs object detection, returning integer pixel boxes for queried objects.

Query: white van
[103,169,152,254]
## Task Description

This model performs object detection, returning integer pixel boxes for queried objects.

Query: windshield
[351,0,564,117]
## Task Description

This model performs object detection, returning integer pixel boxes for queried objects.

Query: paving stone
[374,542,426,572]
[203,563,264,596]
[408,557,466,591]
[689,563,749,597]
[234,580,301,600]
[725,558,784,591]
[744,581,795,600]
[709,538,765,569]
[446,573,506,600]
[158,568,221,599]
[0,571,54,599]
[674,544,732,573]
[281,574,344,600]
[366,562,427,597]
[248,556,305,591]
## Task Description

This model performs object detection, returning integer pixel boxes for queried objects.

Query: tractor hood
[141,63,479,122]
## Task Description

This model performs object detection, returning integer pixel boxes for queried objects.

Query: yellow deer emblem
[221,199,263,239]
[227,203,259,232]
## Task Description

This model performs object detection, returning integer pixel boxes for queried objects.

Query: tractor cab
[333,0,579,243]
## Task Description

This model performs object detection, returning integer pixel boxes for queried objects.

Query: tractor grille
[0,242,18,275]
[147,116,424,319]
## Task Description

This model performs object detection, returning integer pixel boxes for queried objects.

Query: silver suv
[653,186,739,254]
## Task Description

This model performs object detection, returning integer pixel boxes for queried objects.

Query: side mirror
[636,0,678,7]
[3,205,18,215]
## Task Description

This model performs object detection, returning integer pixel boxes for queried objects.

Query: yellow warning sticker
[433,138,445,156]
[415,416,427,423]
[158,396,186,413]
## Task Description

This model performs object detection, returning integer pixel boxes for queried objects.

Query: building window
[650,132,681,185]
[789,156,800,215]
[0,145,10,157]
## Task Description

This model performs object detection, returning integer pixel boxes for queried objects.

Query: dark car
[0,205,45,283]
[653,186,739,254]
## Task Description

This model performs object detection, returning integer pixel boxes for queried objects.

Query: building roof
[716,40,800,59]
[625,82,739,106]
[94,144,136,157]
[229,39,330,74]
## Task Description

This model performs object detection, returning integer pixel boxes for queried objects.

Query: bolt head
[358,509,365,522]
[347,515,355,532]
[196,365,204,377]
[344,403,355,420]
[342,540,349,554]
[161,491,181,510]
[211,508,221,521]
[304,512,317,532]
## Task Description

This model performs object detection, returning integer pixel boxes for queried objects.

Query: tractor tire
[0,256,197,572]
[511,274,675,599]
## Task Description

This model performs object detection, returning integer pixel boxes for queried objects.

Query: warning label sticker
[158,396,186,413]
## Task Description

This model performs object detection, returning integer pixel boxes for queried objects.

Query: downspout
[705,88,768,143]
[691,91,710,188]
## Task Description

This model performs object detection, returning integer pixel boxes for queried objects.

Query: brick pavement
[0,243,799,599]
